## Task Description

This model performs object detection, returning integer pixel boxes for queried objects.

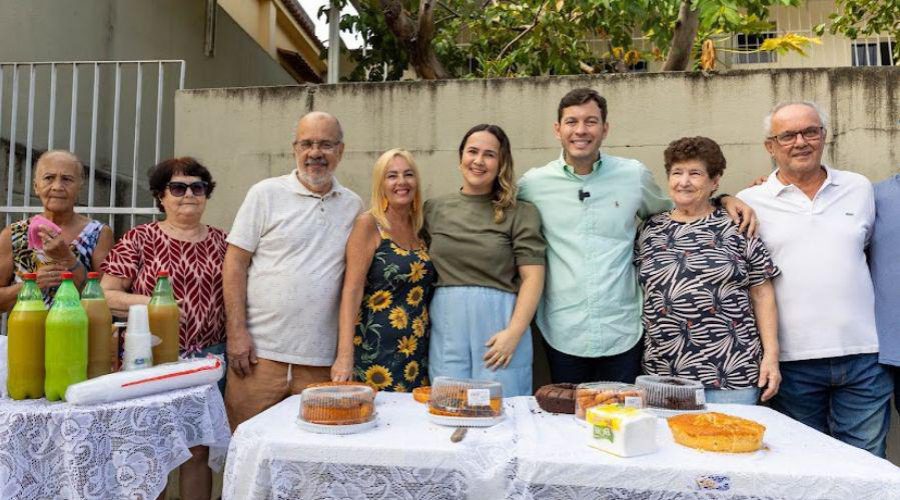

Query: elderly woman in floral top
[333,149,435,392]
[634,137,781,405]
[101,157,226,500]
[0,150,113,310]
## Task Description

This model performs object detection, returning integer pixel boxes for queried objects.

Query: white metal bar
[131,63,143,229]
[2,60,185,65]
[23,64,36,207]
[109,63,122,231]
[0,207,160,215]
[179,61,185,90]
[69,63,78,151]
[327,1,340,83]
[48,63,56,149]
[7,65,19,211]
[155,62,164,164]
[89,63,100,206]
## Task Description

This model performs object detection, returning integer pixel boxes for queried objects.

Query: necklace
[159,220,206,242]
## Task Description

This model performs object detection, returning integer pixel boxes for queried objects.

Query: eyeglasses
[293,140,341,153]
[768,126,825,146]
[166,181,209,197]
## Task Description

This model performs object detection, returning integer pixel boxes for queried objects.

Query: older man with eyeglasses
[222,111,363,430]
[737,102,893,457]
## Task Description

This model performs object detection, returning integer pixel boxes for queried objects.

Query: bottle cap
[157,270,170,277]
[61,271,74,279]
[22,272,37,280]
[87,271,100,279]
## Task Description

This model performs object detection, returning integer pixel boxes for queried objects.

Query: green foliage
[342,0,810,80]
[814,0,898,61]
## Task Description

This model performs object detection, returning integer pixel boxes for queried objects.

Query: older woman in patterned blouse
[634,137,781,405]
[101,157,226,500]
[0,150,113,311]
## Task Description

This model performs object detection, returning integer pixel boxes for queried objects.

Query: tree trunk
[379,0,450,79]
[662,0,700,71]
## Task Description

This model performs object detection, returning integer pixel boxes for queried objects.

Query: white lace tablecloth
[507,398,900,500]
[0,381,231,500]
[224,391,517,500]
[227,391,899,500]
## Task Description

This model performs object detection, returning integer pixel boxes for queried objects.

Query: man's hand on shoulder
[720,195,759,238]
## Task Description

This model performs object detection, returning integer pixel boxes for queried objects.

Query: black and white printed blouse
[634,207,781,389]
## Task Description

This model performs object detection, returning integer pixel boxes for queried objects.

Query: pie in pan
[667,412,766,452]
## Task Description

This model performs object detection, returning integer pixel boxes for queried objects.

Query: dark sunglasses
[166,181,209,197]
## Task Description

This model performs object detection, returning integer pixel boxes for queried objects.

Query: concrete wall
[175,67,899,231]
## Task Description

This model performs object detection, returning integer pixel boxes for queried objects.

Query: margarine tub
[586,404,658,457]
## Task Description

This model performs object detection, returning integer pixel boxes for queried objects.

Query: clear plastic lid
[300,384,376,425]
[635,375,706,410]
[574,382,646,419]
[428,376,503,417]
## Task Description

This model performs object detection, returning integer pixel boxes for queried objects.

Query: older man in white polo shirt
[737,102,893,457]
[222,111,363,430]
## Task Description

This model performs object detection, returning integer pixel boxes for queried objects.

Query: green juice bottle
[44,271,88,401]
[7,273,48,399]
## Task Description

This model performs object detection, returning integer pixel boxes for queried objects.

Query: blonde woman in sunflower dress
[333,149,435,392]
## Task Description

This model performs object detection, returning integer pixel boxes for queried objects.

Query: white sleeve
[226,182,268,253]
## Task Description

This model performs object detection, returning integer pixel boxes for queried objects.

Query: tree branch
[662,0,700,71]
[498,0,549,60]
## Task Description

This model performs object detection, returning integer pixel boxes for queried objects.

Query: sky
[302,0,363,50]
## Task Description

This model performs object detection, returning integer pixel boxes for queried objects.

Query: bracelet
[67,259,84,272]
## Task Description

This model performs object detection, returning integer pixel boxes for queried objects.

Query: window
[735,32,777,64]
[851,41,897,66]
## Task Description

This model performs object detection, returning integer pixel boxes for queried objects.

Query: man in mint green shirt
[518,88,754,384]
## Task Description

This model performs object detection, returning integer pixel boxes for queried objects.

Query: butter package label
[587,405,658,457]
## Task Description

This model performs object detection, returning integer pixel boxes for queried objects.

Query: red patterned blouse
[101,222,228,354]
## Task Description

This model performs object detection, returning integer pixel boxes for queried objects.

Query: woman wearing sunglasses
[100,157,226,500]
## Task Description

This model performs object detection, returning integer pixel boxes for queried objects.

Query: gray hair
[763,101,829,137]
[35,149,84,177]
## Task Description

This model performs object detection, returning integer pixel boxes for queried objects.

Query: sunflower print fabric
[355,226,436,391]
[634,208,781,389]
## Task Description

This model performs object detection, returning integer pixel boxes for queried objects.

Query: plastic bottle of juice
[81,271,113,378]
[44,271,88,401]
[7,273,48,399]
[148,270,180,364]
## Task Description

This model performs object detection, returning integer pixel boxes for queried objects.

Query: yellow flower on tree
[412,317,426,338]
[367,290,392,312]
[364,364,393,390]
[394,382,408,393]
[389,306,409,329]
[406,286,424,307]
[391,243,410,256]
[397,335,418,357]
[408,261,427,283]
[353,335,363,346]
[404,360,420,382]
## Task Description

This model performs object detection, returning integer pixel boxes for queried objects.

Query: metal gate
[0,60,186,235]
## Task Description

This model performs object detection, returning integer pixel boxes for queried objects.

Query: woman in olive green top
[423,124,546,396]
